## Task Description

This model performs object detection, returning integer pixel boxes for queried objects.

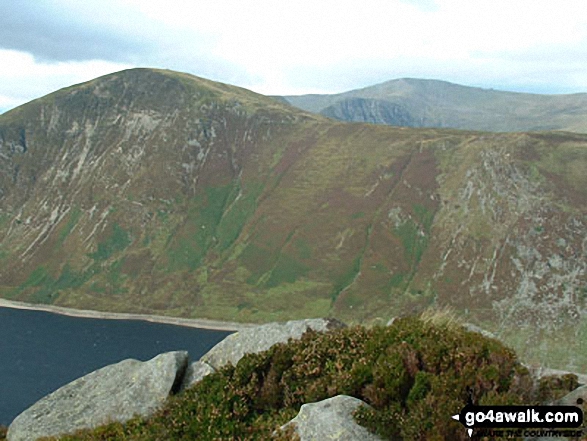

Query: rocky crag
[0,69,585,368]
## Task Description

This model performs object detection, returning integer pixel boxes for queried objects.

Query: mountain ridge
[284,77,587,133]
[0,68,586,369]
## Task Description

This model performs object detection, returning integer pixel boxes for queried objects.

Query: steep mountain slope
[0,68,586,368]
[284,78,587,133]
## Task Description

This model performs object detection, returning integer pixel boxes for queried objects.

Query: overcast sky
[1,0,587,113]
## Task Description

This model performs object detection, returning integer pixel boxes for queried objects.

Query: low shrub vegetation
[44,314,577,440]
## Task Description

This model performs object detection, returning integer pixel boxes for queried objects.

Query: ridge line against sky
[1,0,587,114]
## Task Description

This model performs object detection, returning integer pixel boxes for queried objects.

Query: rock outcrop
[7,351,188,441]
[180,360,216,391]
[528,367,587,387]
[200,318,345,370]
[7,318,347,440]
[320,97,416,126]
[554,384,587,407]
[278,395,384,441]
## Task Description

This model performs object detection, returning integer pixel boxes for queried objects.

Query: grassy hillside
[0,69,586,369]
[284,78,587,133]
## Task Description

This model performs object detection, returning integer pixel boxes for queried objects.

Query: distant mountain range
[0,68,586,368]
[283,78,587,133]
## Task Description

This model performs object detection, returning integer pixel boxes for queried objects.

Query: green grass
[393,204,434,269]
[242,243,276,285]
[89,224,132,261]
[166,185,232,272]
[104,260,128,295]
[264,254,309,288]
[57,207,81,245]
[330,255,362,303]
[15,264,92,304]
[395,219,425,264]
[413,203,434,232]
[215,182,263,253]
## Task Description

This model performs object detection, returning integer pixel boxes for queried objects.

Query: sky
[1,0,587,113]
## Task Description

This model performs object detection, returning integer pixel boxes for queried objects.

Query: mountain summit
[284,78,587,132]
[0,68,586,367]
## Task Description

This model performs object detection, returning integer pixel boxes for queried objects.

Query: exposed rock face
[200,318,345,370]
[525,385,587,441]
[526,367,587,387]
[7,351,188,441]
[554,385,587,407]
[462,323,498,340]
[279,395,384,441]
[320,97,416,126]
[180,360,216,391]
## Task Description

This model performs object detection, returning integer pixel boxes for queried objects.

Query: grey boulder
[554,384,587,407]
[279,395,384,441]
[528,367,587,387]
[200,318,345,370]
[524,385,587,441]
[7,351,188,441]
[180,360,216,391]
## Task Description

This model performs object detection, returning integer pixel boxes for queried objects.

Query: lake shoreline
[0,298,254,332]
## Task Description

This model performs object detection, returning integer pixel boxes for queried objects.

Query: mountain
[284,78,587,133]
[0,68,586,368]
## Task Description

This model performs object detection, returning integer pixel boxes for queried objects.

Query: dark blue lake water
[0,307,232,426]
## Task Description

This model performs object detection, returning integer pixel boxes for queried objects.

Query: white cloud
[115,0,587,94]
[1,0,587,110]
[0,50,132,111]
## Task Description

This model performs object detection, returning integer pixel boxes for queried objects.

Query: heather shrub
[52,316,562,440]
[535,373,580,403]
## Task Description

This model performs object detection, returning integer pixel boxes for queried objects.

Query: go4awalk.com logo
[451,402,584,438]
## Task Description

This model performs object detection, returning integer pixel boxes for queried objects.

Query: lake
[0,307,232,426]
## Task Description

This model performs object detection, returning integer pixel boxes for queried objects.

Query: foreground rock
[278,395,384,441]
[7,351,188,441]
[554,384,587,407]
[180,360,216,390]
[528,367,587,387]
[200,318,345,370]
[524,385,587,441]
